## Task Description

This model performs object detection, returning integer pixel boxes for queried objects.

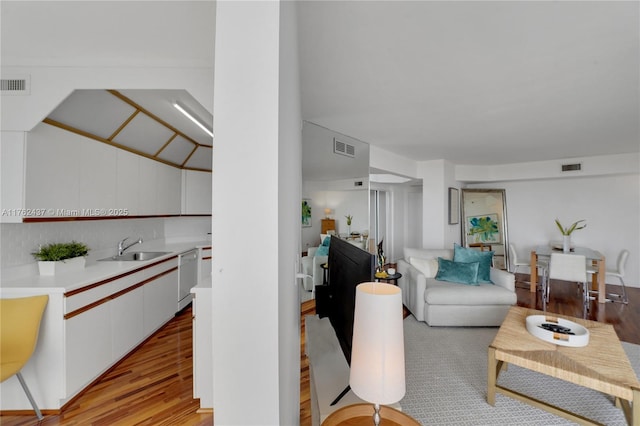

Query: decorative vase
[563,235,571,253]
[38,256,86,276]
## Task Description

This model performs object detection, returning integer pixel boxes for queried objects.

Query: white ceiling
[297,1,639,166]
[18,1,638,173]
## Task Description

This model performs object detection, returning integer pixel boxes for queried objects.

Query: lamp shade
[349,282,405,405]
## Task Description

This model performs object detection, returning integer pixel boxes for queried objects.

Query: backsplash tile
[1,217,210,271]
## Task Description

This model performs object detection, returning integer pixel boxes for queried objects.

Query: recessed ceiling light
[173,102,214,138]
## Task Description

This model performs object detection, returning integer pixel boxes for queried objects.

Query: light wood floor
[0,307,213,426]
[2,278,637,426]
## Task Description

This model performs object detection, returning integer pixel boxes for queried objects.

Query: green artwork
[302,199,312,227]
[467,214,500,243]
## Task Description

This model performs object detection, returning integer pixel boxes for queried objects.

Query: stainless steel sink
[98,251,171,261]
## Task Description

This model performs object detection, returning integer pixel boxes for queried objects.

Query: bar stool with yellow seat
[0,295,49,420]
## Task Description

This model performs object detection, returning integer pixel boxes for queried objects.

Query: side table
[374,272,402,285]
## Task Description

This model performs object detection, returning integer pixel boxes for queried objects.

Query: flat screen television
[326,236,376,366]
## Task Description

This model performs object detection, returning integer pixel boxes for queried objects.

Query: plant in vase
[32,241,89,275]
[554,219,586,253]
[345,214,353,235]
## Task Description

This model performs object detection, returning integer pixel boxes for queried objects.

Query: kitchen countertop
[1,238,211,294]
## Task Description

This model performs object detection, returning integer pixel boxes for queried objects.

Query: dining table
[530,245,607,303]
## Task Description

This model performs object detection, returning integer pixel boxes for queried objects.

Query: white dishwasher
[178,249,199,310]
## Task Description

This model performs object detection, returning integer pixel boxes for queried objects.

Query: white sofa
[396,247,517,326]
[301,236,367,292]
[301,246,328,291]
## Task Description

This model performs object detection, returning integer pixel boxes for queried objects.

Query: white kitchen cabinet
[199,246,212,282]
[182,170,212,214]
[138,157,182,216]
[65,302,112,395]
[111,286,145,361]
[28,123,121,215]
[116,149,141,215]
[157,164,182,214]
[138,157,158,215]
[0,131,25,223]
[80,138,117,211]
[0,255,181,409]
[143,268,179,336]
[7,121,198,219]
[25,123,81,212]
[191,279,212,408]
[64,259,178,403]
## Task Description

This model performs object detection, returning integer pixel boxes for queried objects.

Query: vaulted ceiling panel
[112,113,175,156]
[158,135,197,165]
[119,89,213,147]
[184,146,213,170]
[43,89,213,172]
[47,89,136,139]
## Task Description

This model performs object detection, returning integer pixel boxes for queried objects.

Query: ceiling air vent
[334,138,355,158]
[1,75,30,95]
[561,163,582,172]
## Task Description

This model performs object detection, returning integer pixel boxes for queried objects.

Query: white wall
[277,1,302,423]
[374,152,638,287]
[301,121,371,251]
[468,173,640,287]
[370,183,423,264]
[302,121,370,182]
[213,1,301,424]
[370,145,417,178]
[457,153,639,182]
[417,160,461,249]
[302,180,369,250]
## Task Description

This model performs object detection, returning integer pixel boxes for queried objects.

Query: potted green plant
[32,241,89,275]
[555,219,586,253]
[345,214,353,235]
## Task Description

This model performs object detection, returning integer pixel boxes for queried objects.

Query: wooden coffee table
[487,306,640,425]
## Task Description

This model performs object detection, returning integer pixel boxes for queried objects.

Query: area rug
[401,315,639,425]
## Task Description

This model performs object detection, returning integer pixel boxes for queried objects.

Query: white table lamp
[349,282,405,425]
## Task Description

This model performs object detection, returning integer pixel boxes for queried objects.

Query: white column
[212,2,281,424]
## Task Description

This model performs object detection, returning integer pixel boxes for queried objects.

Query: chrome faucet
[118,236,143,256]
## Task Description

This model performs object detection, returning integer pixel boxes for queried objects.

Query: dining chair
[509,243,548,287]
[586,249,629,304]
[0,295,49,420]
[546,253,589,317]
[508,243,529,274]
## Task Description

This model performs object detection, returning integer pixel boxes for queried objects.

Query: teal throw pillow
[435,257,480,285]
[315,245,329,257]
[453,243,494,283]
[316,237,330,257]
